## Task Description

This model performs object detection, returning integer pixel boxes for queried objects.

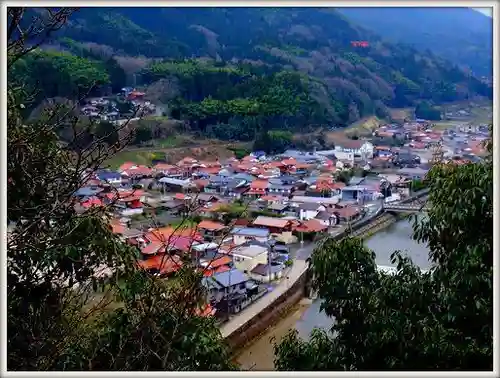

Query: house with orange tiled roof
[199,255,233,277]
[102,189,145,216]
[120,164,153,178]
[137,254,183,277]
[153,162,180,177]
[252,216,293,233]
[197,220,227,241]
[292,218,328,234]
[117,162,137,172]
[245,179,269,198]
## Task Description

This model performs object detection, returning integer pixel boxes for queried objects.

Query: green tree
[415,100,442,121]
[274,132,492,370]
[254,130,293,154]
[95,120,119,146]
[7,8,236,371]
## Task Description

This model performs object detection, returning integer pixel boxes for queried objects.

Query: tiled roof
[250,179,269,190]
[137,254,182,275]
[292,219,328,233]
[197,220,226,232]
[253,216,291,229]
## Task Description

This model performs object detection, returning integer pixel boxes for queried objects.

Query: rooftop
[230,226,270,238]
[253,216,291,229]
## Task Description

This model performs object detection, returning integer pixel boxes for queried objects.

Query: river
[235,217,431,371]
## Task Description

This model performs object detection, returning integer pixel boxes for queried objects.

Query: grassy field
[388,107,413,122]
[431,120,464,130]
[105,149,161,169]
[103,140,249,169]
[328,115,383,140]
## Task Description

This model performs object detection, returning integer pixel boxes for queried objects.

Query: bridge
[384,202,429,213]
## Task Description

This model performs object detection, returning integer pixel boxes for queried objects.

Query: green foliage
[274,135,493,370]
[134,125,153,145]
[11,49,110,106]
[336,169,353,184]
[411,178,427,192]
[254,130,293,155]
[228,147,251,159]
[415,100,442,121]
[7,10,236,371]
[146,61,331,135]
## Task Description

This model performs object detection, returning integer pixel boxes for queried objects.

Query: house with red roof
[137,254,183,277]
[245,179,269,198]
[197,220,227,241]
[153,162,180,177]
[118,163,153,178]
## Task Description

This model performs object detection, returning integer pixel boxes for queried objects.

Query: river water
[236,217,431,371]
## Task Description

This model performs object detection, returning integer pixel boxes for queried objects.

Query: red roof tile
[197,220,226,232]
[292,219,328,233]
[137,254,182,275]
[250,179,269,190]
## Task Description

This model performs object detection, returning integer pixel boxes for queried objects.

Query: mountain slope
[336,7,493,78]
[42,7,492,132]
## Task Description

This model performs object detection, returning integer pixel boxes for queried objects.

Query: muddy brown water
[235,217,431,371]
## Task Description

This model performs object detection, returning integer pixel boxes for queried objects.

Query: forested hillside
[337,7,493,78]
[15,7,493,136]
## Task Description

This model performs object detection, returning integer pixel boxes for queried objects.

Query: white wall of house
[208,283,248,303]
[249,269,283,283]
[299,207,324,220]
[360,142,374,159]
[233,252,268,273]
[333,151,354,164]
[120,208,143,217]
[106,178,122,185]
[233,234,269,245]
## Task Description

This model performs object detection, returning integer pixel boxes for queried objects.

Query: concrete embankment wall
[225,189,429,351]
[226,268,309,351]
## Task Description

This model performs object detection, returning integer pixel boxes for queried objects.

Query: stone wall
[226,268,309,352]
[225,189,430,352]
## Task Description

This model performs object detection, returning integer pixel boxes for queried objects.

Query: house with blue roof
[230,227,270,245]
[202,269,258,313]
[96,170,122,185]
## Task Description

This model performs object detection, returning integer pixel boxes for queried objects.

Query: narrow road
[221,226,347,338]
[220,259,308,338]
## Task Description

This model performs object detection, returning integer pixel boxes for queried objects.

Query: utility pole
[268,239,275,283]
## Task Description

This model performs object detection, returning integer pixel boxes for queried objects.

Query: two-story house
[335,140,374,159]
[231,227,270,245]
[231,244,269,273]
[202,268,252,303]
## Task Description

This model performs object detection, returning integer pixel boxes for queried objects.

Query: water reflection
[236,217,431,370]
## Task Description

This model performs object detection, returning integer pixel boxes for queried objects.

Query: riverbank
[234,215,431,370]
[231,212,400,363]
[227,191,429,362]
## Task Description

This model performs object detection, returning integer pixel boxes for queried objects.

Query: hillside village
[55,118,490,321]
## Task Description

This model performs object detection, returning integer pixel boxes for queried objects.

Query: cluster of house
[70,117,488,318]
[80,89,156,123]
[75,149,420,317]
[364,119,488,169]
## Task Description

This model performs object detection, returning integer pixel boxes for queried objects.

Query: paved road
[220,259,308,338]
[220,225,350,338]
[220,197,432,339]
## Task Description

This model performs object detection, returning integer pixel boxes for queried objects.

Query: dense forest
[337,7,493,78]
[7,8,493,372]
[14,7,493,139]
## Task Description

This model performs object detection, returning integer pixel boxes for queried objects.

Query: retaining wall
[225,189,429,352]
[226,268,309,352]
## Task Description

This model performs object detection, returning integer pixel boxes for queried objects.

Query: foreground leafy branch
[274,132,493,371]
